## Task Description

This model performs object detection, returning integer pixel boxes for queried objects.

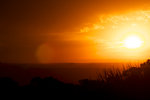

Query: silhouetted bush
[2,60,150,99]
[0,78,18,89]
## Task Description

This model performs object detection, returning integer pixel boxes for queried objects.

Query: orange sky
[1,0,150,63]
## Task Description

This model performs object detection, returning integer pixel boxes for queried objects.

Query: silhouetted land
[1,61,150,100]
[0,63,125,85]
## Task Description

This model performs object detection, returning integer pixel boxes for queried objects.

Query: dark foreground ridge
[1,60,150,100]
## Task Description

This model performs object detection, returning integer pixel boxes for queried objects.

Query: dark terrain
[0,61,149,100]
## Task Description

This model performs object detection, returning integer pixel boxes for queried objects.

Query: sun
[124,35,143,49]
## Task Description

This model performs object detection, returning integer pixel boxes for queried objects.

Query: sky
[1,0,150,63]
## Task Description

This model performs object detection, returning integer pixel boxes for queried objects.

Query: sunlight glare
[124,35,143,49]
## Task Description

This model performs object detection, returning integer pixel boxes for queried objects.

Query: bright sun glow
[124,35,143,49]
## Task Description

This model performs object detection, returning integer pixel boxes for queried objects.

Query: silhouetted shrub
[2,60,150,100]
[0,78,18,89]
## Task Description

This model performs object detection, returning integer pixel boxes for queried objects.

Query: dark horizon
[1,59,150,100]
[0,62,129,85]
